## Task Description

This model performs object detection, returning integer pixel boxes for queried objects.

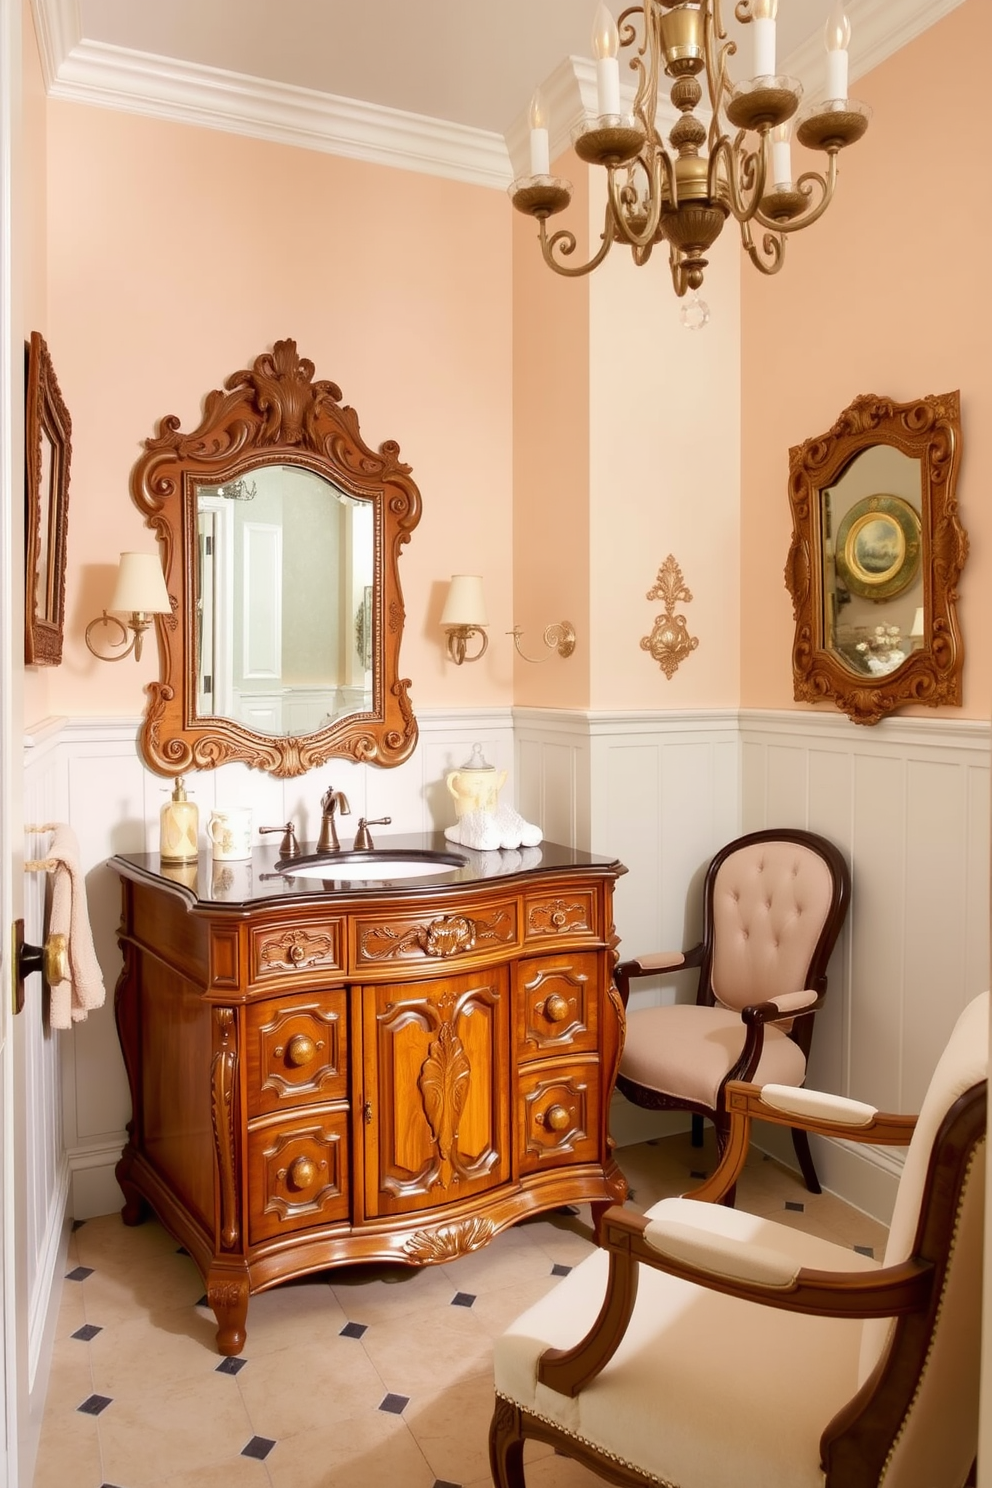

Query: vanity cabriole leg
[207,1265,250,1356]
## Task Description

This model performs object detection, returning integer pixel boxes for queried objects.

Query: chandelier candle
[824,3,851,100]
[593,3,621,115]
[528,90,550,175]
[751,0,777,78]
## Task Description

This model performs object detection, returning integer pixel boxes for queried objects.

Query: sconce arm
[84,610,154,663]
[444,625,489,666]
[508,621,576,664]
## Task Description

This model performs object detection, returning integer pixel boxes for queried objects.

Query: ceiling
[34,0,959,185]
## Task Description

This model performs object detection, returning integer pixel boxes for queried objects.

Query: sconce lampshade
[441,574,488,629]
[109,552,171,615]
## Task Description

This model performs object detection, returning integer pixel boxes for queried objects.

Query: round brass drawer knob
[544,1104,571,1132]
[551,910,568,928]
[287,1034,316,1067]
[288,1156,317,1190]
[543,994,569,1024]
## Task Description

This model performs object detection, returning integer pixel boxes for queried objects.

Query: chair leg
[792,1125,822,1194]
[690,1113,704,1147]
[490,1398,529,1488]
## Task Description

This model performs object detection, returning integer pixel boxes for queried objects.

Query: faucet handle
[260,822,300,857]
[353,816,391,852]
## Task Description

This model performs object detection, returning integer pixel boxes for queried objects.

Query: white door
[1,0,27,1478]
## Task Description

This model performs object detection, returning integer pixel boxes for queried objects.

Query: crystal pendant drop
[680,292,711,331]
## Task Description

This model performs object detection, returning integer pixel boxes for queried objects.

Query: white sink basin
[278,851,466,882]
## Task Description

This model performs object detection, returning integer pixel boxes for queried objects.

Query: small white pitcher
[208,807,253,862]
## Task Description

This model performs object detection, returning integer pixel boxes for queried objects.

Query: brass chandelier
[510,1,869,302]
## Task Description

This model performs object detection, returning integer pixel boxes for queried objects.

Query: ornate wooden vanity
[111,838,627,1353]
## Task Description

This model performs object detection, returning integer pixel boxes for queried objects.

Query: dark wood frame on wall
[785,391,967,726]
[24,332,72,666]
[130,338,422,778]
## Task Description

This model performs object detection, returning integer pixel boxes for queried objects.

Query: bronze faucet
[318,789,351,853]
[353,816,391,852]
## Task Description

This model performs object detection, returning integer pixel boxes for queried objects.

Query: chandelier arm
[703,0,736,121]
[538,211,616,279]
[609,151,668,251]
[739,216,786,276]
[753,159,837,235]
[710,133,764,224]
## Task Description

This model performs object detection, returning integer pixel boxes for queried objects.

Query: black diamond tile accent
[627,1188,636,1201]
[195,1295,209,1308]
[689,1170,708,1181]
[71,1218,86,1231]
[646,1138,661,1146]
[176,1245,190,1256]
[785,1201,805,1213]
[555,1204,580,1216]
[78,1394,112,1416]
[66,1266,94,1282]
[340,1321,368,1339]
[434,1480,462,1488]
[216,1356,247,1375]
[72,1323,102,1342]
[451,1291,475,1308]
[242,1436,276,1461]
[551,1263,572,1277]
[854,1244,875,1258]
[379,1393,409,1415]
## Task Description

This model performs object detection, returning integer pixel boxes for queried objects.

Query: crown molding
[31,0,965,190]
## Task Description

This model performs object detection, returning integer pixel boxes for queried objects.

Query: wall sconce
[441,575,575,665]
[85,551,171,663]
[441,574,489,664]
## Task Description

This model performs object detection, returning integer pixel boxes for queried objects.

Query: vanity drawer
[247,1109,350,1244]
[523,889,599,946]
[516,953,600,1062]
[245,993,348,1117]
[250,916,344,986]
[354,899,518,968]
[517,1058,601,1173]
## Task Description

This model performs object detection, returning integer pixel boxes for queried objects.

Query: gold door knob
[286,1034,316,1067]
[544,1104,570,1132]
[542,993,569,1023]
[288,1156,317,1190]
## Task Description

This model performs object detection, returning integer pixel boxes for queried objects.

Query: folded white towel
[45,824,106,1030]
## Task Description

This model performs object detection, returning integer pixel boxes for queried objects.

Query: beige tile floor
[33,1132,888,1488]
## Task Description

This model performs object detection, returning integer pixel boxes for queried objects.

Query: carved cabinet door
[361,967,511,1218]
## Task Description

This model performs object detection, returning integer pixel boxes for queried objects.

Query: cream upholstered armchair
[615,828,851,1193]
[490,991,987,1488]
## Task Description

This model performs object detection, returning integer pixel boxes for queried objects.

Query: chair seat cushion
[619,1003,807,1109]
[494,1199,875,1488]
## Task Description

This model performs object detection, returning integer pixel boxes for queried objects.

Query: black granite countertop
[110,831,625,911]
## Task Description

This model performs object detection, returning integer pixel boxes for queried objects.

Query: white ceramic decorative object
[208,807,253,862]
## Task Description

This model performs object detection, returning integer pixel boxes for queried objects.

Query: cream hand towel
[45,824,106,1030]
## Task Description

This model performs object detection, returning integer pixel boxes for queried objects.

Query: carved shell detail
[403,1216,497,1262]
[360,910,514,961]
[419,1023,472,1188]
[259,928,335,971]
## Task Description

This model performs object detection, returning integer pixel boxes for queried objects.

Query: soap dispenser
[160,776,199,863]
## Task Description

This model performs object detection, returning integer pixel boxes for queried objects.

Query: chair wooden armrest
[741,988,822,1024]
[614,945,703,1005]
[685,1079,918,1204]
[537,1203,933,1398]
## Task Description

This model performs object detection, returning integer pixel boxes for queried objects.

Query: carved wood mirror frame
[785,391,967,726]
[24,332,72,666]
[131,339,421,777]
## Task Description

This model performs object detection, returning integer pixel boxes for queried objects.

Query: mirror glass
[821,446,923,679]
[130,339,421,777]
[194,467,374,736]
[786,390,966,725]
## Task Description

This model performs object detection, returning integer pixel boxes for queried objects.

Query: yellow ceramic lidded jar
[445,743,507,821]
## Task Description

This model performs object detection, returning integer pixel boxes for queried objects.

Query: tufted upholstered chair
[615,828,851,1194]
[490,991,987,1488]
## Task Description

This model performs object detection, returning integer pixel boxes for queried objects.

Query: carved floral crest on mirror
[785,391,967,726]
[131,340,421,777]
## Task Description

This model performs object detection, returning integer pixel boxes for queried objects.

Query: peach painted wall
[38,101,514,726]
[740,2,991,720]
[511,150,591,709]
[21,0,51,725]
[587,175,741,709]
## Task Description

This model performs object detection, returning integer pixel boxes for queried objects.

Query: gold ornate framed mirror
[131,339,421,776]
[24,332,72,666]
[785,391,967,726]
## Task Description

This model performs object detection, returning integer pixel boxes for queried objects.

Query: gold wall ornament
[641,556,699,678]
[510,2,871,301]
